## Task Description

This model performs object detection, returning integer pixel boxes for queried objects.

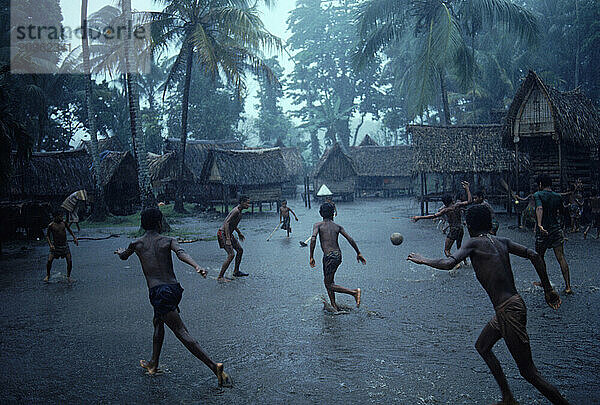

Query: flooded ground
[1,197,598,404]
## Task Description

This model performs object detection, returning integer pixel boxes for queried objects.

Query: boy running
[115,208,231,386]
[408,204,569,405]
[533,174,572,294]
[473,190,499,235]
[411,181,472,260]
[310,202,366,311]
[217,196,250,281]
[45,211,78,282]
[279,200,298,237]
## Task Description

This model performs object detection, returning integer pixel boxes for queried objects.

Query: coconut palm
[150,0,283,212]
[356,0,538,123]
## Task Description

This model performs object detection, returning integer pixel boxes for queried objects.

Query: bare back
[314,220,343,254]
[451,235,519,307]
[128,232,178,289]
[220,206,242,233]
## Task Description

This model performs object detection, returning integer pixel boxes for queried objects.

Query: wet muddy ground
[1,197,598,404]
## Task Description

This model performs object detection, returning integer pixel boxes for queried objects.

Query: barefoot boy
[411,181,472,261]
[45,211,78,282]
[115,208,231,386]
[310,202,365,311]
[407,204,568,405]
[279,200,298,237]
[217,196,250,281]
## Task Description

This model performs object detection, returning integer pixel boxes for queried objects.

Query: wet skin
[219,202,250,280]
[115,230,231,387]
[408,231,569,405]
[309,218,366,310]
[279,204,298,237]
[45,219,78,282]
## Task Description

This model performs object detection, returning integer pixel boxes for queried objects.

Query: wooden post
[420,172,425,216]
[558,140,563,190]
[307,176,311,209]
[424,173,429,215]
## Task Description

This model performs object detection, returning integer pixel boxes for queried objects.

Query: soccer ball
[390,233,404,246]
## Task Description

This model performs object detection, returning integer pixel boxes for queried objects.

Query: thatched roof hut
[359,134,379,146]
[503,70,600,190]
[280,147,304,197]
[200,147,289,207]
[147,152,195,201]
[349,145,414,196]
[1,149,93,203]
[313,143,357,201]
[164,138,243,177]
[407,124,521,214]
[98,151,139,215]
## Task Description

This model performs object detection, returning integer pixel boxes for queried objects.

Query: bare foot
[532,281,542,287]
[140,359,157,375]
[67,277,72,283]
[355,288,361,308]
[43,276,49,282]
[564,287,573,295]
[216,363,232,387]
[217,277,231,283]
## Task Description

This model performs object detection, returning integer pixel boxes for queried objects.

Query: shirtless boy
[407,204,568,405]
[45,211,78,282]
[279,200,298,237]
[217,196,250,281]
[533,174,572,294]
[310,202,366,311]
[411,181,472,260]
[115,208,231,386]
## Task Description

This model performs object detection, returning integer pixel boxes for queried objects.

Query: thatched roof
[78,136,125,154]
[147,152,195,185]
[408,124,519,174]
[98,151,136,187]
[504,70,600,148]
[1,149,93,199]
[200,148,289,186]
[314,143,357,178]
[359,134,379,146]
[279,147,304,179]
[164,138,243,177]
[349,145,413,177]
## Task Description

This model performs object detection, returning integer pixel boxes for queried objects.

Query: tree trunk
[352,114,365,146]
[439,70,451,125]
[81,0,108,221]
[310,129,320,165]
[174,43,193,213]
[122,0,169,231]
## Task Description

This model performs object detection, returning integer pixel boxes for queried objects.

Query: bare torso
[128,232,178,289]
[280,206,291,218]
[48,222,67,245]
[314,220,343,254]
[220,207,242,235]
[444,206,463,228]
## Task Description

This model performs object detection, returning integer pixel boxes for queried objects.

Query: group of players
[42,173,574,403]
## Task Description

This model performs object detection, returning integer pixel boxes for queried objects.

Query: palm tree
[151,0,283,212]
[81,0,109,220]
[356,0,538,124]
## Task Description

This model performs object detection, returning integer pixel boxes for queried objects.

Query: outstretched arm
[455,181,472,207]
[66,223,78,246]
[309,224,319,267]
[340,227,366,264]
[171,239,206,277]
[289,208,298,220]
[412,208,446,221]
[503,238,560,309]
[115,242,135,260]
[407,243,473,270]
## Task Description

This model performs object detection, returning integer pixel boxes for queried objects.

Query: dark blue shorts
[149,283,184,318]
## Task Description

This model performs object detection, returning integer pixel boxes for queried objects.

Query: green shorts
[535,228,564,251]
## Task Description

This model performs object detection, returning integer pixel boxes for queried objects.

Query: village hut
[313,143,357,201]
[164,138,243,203]
[279,147,304,198]
[408,124,523,215]
[504,70,600,192]
[199,147,289,212]
[147,152,196,203]
[349,145,414,197]
[98,151,139,215]
[358,134,379,146]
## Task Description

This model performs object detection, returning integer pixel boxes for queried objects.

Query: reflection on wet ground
[1,198,599,403]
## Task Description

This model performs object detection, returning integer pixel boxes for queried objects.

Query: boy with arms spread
[310,202,366,311]
[279,200,298,237]
[533,174,572,294]
[407,205,568,405]
[115,208,231,386]
[411,181,472,260]
[473,190,499,235]
[45,211,78,282]
[217,196,250,281]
